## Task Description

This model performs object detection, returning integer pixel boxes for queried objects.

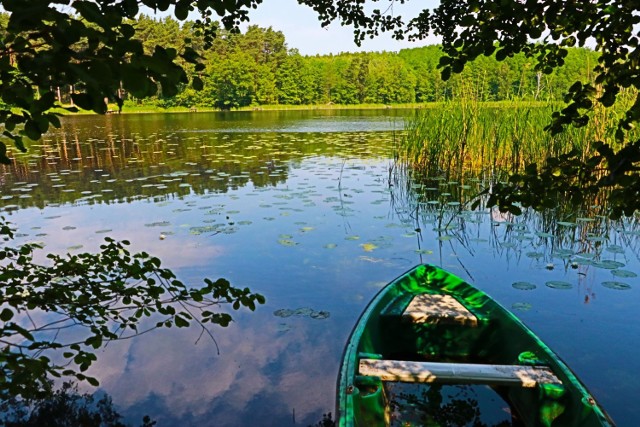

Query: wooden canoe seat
[402,293,478,327]
[359,358,562,388]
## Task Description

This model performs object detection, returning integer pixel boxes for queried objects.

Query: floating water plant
[278,239,298,246]
[601,281,632,290]
[512,281,537,291]
[545,281,573,290]
[360,243,378,252]
[611,270,637,278]
[512,302,533,311]
[592,260,625,269]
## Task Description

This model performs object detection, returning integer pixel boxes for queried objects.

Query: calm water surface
[1,109,638,426]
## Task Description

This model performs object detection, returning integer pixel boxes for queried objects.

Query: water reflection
[92,311,340,426]
[1,110,638,425]
[388,383,513,426]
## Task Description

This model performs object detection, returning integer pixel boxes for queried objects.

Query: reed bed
[399,98,636,177]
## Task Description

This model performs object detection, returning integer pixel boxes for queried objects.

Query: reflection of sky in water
[179,116,406,133]
[1,111,639,425]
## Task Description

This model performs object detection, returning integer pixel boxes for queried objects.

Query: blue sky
[239,0,442,55]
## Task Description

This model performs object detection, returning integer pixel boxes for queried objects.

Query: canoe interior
[337,264,614,427]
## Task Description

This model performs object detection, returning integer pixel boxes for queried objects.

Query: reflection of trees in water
[390,164,640,288]
[308,412,336,427]
[0,116,395,211]
[0,382,155,427]
[388,383,515,427]
[393,164,640,244]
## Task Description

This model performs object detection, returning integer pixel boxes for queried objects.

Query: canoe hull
[336,264,614,427]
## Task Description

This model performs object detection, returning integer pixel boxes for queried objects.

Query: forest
[0,13,600,111]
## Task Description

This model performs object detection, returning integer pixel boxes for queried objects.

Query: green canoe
[337,264,614,426]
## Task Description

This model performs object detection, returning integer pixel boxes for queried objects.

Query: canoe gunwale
[336,263,615,427]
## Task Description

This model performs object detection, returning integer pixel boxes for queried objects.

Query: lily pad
[601,281,632,290]
[310,310,330,320]
[145,221,171,227]
[273,309,294,318]
[592,260,625,270]
[512,282,537,291]
[611,269,637,278]
[360,243,378,252]
[278,239,298,246]
[415,249,433,255]
[512,302,532,312]
[545,281,573,290]
[294,307,314,316]
[525,252,544,259]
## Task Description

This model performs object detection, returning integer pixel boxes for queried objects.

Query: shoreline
[53,100,559,116]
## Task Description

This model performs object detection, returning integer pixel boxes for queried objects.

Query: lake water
[1,109,638,426]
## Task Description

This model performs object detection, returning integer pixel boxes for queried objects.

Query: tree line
[11,14,598,111]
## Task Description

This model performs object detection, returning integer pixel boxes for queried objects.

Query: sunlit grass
[398,96,638,175]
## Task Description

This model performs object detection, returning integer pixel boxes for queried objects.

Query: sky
[229,0,442,55]
[0,1,442,56]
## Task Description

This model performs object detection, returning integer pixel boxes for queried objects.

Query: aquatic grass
[399,99,639,176]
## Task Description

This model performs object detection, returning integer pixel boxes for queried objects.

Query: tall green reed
[399,95,636,177]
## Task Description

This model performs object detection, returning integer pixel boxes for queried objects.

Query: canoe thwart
[402,293,478,327]
[359,358,562,388]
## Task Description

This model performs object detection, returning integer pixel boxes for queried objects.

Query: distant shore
[55,100,557,116]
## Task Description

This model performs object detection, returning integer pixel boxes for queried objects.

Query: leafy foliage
[0,218,264,400]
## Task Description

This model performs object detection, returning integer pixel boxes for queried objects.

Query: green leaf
[23,120,41,141]
[174,315,189,328]
[0,308,14,321]
[71,93,93,111]
[121,0,139,18]
[0,143,9,165]
[86,376,100,386]
[192,76,204,91]
[175,1,189,20]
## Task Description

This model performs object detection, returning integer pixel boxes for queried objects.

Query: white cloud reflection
[89,311,340,426]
